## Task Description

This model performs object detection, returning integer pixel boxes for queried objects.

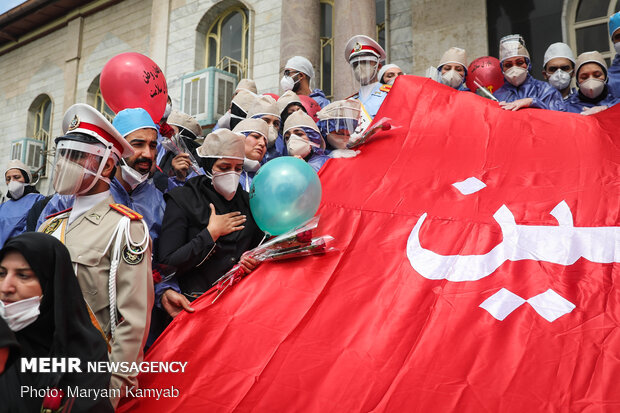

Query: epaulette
[109,203,143,220]
[380,84,391,93]
[45,208,72,220]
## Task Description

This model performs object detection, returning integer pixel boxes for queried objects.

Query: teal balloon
[249,157,322,235]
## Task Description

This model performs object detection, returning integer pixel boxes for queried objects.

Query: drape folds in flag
[119,76,620,412]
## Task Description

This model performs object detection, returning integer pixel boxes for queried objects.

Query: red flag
[119,76,620,412]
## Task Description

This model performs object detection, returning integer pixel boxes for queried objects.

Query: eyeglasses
[546,65,573,74]
[283,69,300,77]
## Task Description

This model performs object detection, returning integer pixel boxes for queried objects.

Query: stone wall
[410,0,488,76]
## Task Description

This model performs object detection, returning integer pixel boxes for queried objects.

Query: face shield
[350,55,379,88]
[52,140,112,195]
[317,100,361,150]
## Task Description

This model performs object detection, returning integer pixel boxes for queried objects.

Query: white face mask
[7,180,26,199]
[504,66,528,87]
[53,157,87,195]
[548,69,572,91]
[211,170,241,201]
[615,42,620,55]
[267,125,278,148]
[287,134,320,158]
[243,158,261,173]
[579,78,605,99]
[0,295,41,331]
[353,62,377,85]
[120,160,149,190]
[440,69,464,89]
[280,75,299,92]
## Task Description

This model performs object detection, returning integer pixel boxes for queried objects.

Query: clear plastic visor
[52,140,109,195]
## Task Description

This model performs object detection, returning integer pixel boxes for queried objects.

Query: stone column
[333,0,376,100]
[149,0,171,72]
[63,17,83,111]
[411,0,488,76]
[279,0,320,91]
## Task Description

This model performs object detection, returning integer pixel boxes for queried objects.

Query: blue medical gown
[0,192,45,246]
[563,87,620,113]
[494,74,565,111]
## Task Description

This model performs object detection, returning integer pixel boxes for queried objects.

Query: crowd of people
[2,10,620,410]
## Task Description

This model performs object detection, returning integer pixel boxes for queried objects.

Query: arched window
[206,6,249,78]
[32,96,52,143]
[320,0,334,100]
[87,75,115,122]
[568,0,620,65]
[26,94,53,176]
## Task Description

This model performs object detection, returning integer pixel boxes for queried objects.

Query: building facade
[0,0,615,193]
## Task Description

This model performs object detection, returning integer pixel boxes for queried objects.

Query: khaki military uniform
[39,195,153,404]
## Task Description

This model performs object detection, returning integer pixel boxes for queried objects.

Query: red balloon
[263,93,279,100]
[100,52,168,123]
[299,95,321,122]
[466,56,505,95]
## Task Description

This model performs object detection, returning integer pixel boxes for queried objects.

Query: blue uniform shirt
[351,82,390,119]
[495,74,565,111]
[0,192,45,246]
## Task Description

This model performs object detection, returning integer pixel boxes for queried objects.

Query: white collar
[359,82,379,100]
[68,190,110,225]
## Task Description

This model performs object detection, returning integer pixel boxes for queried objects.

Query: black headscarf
[0,232,112,413]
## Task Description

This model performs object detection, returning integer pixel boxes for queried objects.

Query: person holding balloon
[283,110,330,173]
[156,129,265,307]
[232,118,270,193]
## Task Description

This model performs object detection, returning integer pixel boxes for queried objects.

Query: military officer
[345,34,390,121]
[39,103,153,408]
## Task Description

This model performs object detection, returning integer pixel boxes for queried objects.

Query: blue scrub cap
[112,108,157,138]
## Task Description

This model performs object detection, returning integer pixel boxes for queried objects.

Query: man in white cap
[38,104,153,407]
[542,42,576,100]
[436,47,468,90]
[494,34,564,111]
[378,64,404,86]
[0,159,44,246]
[564,51,620,115]
[281,56,330,108]
[345,34,390,121]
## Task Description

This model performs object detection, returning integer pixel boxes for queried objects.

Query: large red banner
[119,76,620,412]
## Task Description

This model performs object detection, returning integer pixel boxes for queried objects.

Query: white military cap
[344,35,386,63]
[59,103,134,159]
